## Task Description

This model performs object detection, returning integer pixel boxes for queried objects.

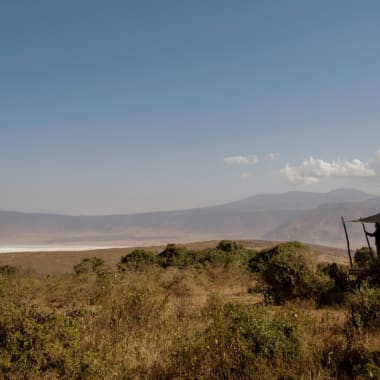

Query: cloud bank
[282,155,379,185]
[224,155,258,165]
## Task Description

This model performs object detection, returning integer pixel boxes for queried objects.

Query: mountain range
[0,188,379,249]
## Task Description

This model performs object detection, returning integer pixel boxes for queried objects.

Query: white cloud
[281,156,376,185]
[241,172,253,179]
[265,153,280,160]
[224,155,258,165]
[369,150,380,174]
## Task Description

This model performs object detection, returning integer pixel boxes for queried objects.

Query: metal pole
[362,222,375,260]
[341,216,353,267]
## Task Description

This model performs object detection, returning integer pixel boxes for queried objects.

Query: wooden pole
[341,216,353,267]
[362,222,375,260]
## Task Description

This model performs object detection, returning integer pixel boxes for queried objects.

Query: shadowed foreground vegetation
[1,241,380,379]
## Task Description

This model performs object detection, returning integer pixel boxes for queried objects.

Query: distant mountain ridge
[0,188,378,248]
[202,188,374,213]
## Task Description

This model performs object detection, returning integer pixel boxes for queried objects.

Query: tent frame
[341,214,378,268]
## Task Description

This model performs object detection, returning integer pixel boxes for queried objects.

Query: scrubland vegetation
[1,241,380,379]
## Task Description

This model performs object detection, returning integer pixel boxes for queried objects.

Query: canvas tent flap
[351,212,380,224]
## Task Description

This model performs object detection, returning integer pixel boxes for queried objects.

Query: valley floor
[0,239,348,274]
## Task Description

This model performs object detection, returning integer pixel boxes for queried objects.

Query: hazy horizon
[0,187,378,216]
[2,1,380,214]
[0,187,377,250]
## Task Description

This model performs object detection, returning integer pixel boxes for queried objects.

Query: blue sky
[1,1,380,214]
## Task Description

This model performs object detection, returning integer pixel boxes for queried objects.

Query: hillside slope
[0,188,378,247]
[263,197,380,248]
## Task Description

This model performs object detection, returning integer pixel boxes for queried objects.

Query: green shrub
[167,301,312,379]
[0,302,87,378]
[347,283,380,330]
[74,257,105,274]
[359,259,380,288]
[354,247,374,267]
[249,241,309,273]
[156,242,252,270]
[157,244,193,268]
[118,249,157,271]
[194,248,235,268]
[260,244,328,304]
[321,263,350,291]
[193,246,253,272]
[216,240,243,252]
[318,263,351,306]
[248,248,278,273]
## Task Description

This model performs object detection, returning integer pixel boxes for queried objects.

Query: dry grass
[2,240,376,379]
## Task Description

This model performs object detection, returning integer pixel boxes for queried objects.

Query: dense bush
[248,248,277,273]
[321,263,350,291]
[0,301,90,378]
[167,300,313,379]
[118,249,157,271]
[157,244,193,268]
[259,243,328,304]
[354,247,374,267]
[347,283,380,330]
[193,247,250,269]
[156,242,252,270]
[248,241,309,273]
[318,263,351,305]
[217,240,243,252]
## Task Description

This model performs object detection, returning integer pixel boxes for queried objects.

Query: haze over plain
[0,188,378,249]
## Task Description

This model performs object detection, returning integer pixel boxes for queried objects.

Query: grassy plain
[2,240,377,379]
